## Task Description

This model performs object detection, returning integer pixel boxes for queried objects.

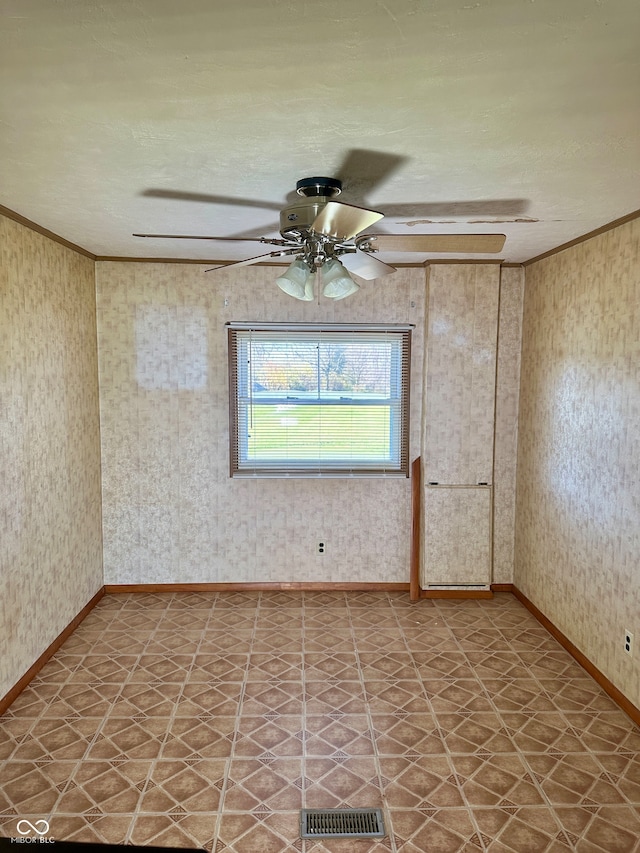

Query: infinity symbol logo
[16,820,50,836]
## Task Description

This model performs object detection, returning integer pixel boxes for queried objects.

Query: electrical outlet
[624,630,634,657]
[317,541,326,555]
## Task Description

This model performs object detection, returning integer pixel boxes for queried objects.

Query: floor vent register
[300,808,385,839]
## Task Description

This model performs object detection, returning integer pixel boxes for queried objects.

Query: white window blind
[228,323,411,478]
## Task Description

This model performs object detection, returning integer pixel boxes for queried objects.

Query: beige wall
[494,266,525,584]
[96,263,427,585]
[0,215,103,698]
[516,218,640,709]
[96,261,523,589]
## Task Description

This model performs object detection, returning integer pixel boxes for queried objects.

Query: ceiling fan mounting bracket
[296,176,342,198]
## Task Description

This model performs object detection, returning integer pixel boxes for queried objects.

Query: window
[228,323,411,477]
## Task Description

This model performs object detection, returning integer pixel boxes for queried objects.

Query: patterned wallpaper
[516,218,640,709]
[96,261,523,590]
[494,267,524,584]
[95,263,427,585]
[422,264,500,486]
[0,215,103,698]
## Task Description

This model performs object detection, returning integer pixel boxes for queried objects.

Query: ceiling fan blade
[312,201,383,242]
[133,233,285,244]
[205,247,299,272]
[378,199,529,219]
[141,189,282,211]
[340,250,396,280]
[335,149,409,201]
[357,233,506,254]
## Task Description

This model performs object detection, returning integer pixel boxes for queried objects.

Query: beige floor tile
[125,654,192,684]
[247,653,304,682]
[216,811,303,853]
[390,808,484,853]
[140,759,227,812]
[553,805,640,852]
[57,759,152,813]
[422,678,493,714]
[398,630,459,654]
[303,631,355,654]
[411,651,477,680]
[304,610,353,631]
[212,590,261,608]
[11,716,102,761]
[471,806,569,852]
[371,713,446,755]
[363,681,431,715]
[305,715,374,757]
[450,753,546,807]
[261,591,304,608]
[525,752,632,806]
[305,682,368,716]
[0,760,76,815]
[40,814,133,845]
[206,609,258,630]
[2,591,638,853]
[188,653,249,681]
[378,755,462,809]
[225,758,304,811]
[252,631,304,654]
[129,812,217,850]
[435,711,518,754]
[87,716,170,760]
[176,682,243,717]
[0,718,35,760]
[110,682,182,717]
[482,678,558,712]
[304,652,359,681]
[161,715,236,759]
[561,711,640,753]
[350,630,407,654]
[358,652,419,681]
[303,591,348,607]
[305,757,382,809]
[45,683,122,718]
[502,710,587,753]
[234,716,304,757]
[537,678,621,712]
[242,683,304,716]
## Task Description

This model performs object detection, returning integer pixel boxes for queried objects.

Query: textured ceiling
[1,0,639,265]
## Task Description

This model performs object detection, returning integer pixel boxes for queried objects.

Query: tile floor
[1,590,639,852]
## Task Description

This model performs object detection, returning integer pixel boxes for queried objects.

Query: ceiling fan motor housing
[280,177,343,241]
[280,198,332,241]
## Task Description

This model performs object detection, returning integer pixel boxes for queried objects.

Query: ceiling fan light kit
[275,259,315,301]
[321,258,360,300]
[275,257,360,302]
[135,159,507,301]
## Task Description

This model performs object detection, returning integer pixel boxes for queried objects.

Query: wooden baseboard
[490,583,514,593]
[511,585,640,727]
[420,589,494,599]
[409,457,421,602]
[104,582,411,594]
[0,586,105,715]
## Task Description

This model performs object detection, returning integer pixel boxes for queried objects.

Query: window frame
[227,322,412,478]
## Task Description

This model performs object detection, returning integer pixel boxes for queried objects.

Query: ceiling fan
[134,152,507,300]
